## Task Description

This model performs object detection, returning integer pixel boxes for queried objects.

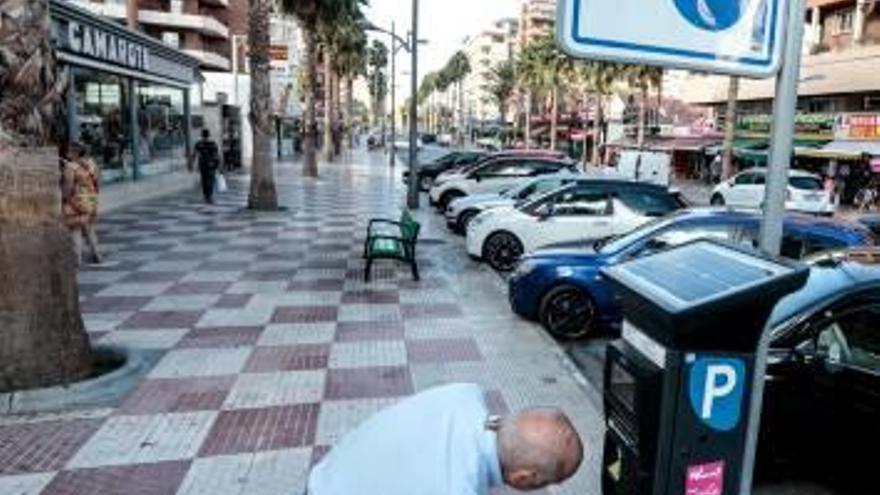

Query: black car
[402,150,486,191]
[756,254,880,491]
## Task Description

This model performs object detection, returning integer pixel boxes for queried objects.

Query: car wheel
[439,190,465,211]
[458,209,480,232]
[539,285,597,340]
[483,232,524,272]
[419,176,433,191]
[710,194,726,206]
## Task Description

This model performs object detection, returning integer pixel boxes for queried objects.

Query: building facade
[68,0,233,71]
[517,0,556,52]
[52,0,202,186]
[461,18,518,126]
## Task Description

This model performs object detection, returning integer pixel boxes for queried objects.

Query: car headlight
[513,260,537,278]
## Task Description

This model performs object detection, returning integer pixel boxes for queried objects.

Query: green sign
[735,114,835,139]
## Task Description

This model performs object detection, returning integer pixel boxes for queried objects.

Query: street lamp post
[390,22,397,168]
[362,3,423,208]
[407,0,420,209]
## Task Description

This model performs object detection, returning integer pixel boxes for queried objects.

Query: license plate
[805,193,822,201]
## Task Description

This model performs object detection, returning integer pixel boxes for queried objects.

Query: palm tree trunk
[247,0,278,210]
[525,93,532,150]
[344,76,354,154]
[550,86,559,151]
[722,76,740,180]
[592,96,605,167]
[637,83,647,149]
[323,60,334,162]
[458,80,465,145]
[302,26,318,177]
[0,0,93,392]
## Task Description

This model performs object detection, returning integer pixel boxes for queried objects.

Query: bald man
[307,383,583,495]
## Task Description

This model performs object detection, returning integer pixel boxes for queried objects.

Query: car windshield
[790,176,823,190]
[597,216,677,254]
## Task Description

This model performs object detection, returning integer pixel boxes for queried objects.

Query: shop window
[831,9,855,35]
[72,68,132,184]
[137,83,187,177]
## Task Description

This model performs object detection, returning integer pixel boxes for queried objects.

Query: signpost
[557,0,790,78]
[558,1,809,493]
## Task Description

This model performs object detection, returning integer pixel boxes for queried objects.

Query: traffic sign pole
[745,3,806,493]
[758,0,806,257]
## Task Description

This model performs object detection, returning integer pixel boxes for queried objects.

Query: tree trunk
[592,96,605,167]
[0,0,93,392]
[637,83,647,149]
[247,0,278,210]
[525,93,532,150]
[550,86,559,151]
[458,81,465,145]
[722,76,740,181]
[344,76,354,153]
[322,59,334,162]
[302,27,318,177]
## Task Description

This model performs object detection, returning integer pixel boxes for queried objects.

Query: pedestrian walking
[61,142,102,265]
[307,383,583,495]
[192,129,221,204]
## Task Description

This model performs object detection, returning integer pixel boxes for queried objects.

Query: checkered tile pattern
[0,152,601,494]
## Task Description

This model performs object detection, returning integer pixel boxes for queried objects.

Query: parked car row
[413,149,880,490]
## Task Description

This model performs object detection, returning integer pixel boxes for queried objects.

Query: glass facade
[72,67,133,183]
[136,83,187,177]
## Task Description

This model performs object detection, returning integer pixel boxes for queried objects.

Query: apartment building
[517,0,556,51]
[461,18,518,125]
[69,0,233,71]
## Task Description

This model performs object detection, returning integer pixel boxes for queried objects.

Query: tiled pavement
[0,151,603,495]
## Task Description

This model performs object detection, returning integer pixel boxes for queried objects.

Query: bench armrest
[368,219,403,230]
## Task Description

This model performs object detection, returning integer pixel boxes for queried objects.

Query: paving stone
[42,461,190,495]
[0,419,104,475]
[149,348,252,379]
[118,377,236,415]
[223,371,326,410]
[176,448,311,495]
[328,341,408,369]
[324,366,413,400]
[314,398,400,445]
[198,404,318,457]
[257,323,337,346]
[98,329,188,350]
[0,473,56,495]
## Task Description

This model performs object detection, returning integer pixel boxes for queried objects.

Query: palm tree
[518,34,572,151]
[625,64,664,149]
[331,18,367,155]
[516,42,545,149]
[444,51,471,145]
[418,71,439,133]
[721,76,740,180]
[282,0,364,177]
[246,0,278,208]
[366,40,389,131]
[487,60,516,136]
[578,61,624,166]
[0,0,93,392]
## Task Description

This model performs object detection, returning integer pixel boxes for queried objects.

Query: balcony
[182,49,231,71]
[68,0,126,20]
[139,10,230,39]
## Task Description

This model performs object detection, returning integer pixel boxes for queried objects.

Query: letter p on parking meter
[690,358,746,432]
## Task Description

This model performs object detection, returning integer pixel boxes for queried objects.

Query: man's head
[496,408,583,491]
[202,129,211,140]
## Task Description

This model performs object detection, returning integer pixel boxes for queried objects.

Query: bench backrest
[400,210,420,242]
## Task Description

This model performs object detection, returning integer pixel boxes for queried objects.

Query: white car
[466,180,685,271]
[710,169,834,215]
[429,156,577,211]
[445,172,585,233]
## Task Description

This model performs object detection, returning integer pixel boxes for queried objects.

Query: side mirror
[535,203,554,220]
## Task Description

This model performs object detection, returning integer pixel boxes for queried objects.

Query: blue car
[508,208,876,339]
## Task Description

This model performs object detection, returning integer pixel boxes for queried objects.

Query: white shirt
[307,383,504,495]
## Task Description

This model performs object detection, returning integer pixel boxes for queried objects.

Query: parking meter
[599,239,809,495]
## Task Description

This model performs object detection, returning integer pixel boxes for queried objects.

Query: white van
[616,151,671,187]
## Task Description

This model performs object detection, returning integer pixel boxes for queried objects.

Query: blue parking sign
[688,357,746,432]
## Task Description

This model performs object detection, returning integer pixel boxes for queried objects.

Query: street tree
[0,0,94,392]
[578,61,624,166]
[444,51,471,145]
[721,76,740,180]
[518,34,572,151]
[331,15,368,155]
[487,60,516,134]
[366,39,389,132]
[246,0,278,209]
[625,64,664,149]
[281,0,363,177]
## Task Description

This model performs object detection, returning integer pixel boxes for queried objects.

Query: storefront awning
[608,136,721,152]
[820,140,880,158]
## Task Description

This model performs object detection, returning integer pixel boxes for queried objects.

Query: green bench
[363,210,421,282]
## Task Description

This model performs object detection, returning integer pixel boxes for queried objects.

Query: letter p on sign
[688,357,747,431]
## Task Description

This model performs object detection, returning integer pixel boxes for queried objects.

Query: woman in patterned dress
[61,142,103,265]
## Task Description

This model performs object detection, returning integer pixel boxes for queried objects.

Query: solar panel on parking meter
[600,240,808,495]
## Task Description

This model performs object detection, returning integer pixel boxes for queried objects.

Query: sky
[363,0,521,100]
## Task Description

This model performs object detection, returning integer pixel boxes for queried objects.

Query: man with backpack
[192,129,221,204]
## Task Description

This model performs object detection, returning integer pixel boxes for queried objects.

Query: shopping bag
[215,172,228,193]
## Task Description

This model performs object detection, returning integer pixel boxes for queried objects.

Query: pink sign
[685,461,724,495]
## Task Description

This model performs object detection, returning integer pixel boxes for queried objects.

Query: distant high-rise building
[461,18,519,125]
[517,0,556,52]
